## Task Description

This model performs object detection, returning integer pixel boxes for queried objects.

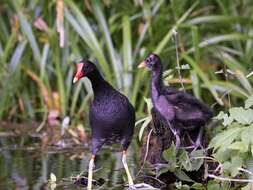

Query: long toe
[175,134,181,149]
[128,184,137,190]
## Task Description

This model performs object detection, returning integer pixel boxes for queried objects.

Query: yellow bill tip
[73,77,78,83]
[138,61,146,69]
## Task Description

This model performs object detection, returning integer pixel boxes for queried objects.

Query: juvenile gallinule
[73,60,135,190]
[138,53,213,149]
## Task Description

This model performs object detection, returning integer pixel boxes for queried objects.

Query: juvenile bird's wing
[163,89,213,125]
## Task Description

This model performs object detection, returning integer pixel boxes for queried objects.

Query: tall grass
[0,0,252,122]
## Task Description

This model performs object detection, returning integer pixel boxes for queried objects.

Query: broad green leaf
[174,169,194,182]
[241,183,251,190]
[240,127,253,145]
[209,127,241,150]
[163,143,177,169]
[230,156,243,177]
[229,107,253,125]
[157,166,170,176]
[213,149,233,162]
[245,95,253,109]
[180,150,192,171]
[190,149,204,171]
[214,111,233,126]
[191,183,205,190]
[227,141,248,152]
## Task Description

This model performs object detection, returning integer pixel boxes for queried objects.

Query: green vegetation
[1,0,253,189]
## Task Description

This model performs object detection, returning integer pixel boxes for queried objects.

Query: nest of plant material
[140,108,210,188]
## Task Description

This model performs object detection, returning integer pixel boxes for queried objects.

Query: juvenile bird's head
[138,53,161,70]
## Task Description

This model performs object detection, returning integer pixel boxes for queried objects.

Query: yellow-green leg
[87,155,95,190]
[122,151,135,189]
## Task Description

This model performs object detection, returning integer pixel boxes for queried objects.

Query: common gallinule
[138,53,213,149]
[73,60,135,189]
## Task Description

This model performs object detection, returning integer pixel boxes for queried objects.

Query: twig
[208,174,253,183]
[173,29,185,92]
[238,167,253,176]
[136,128,153,176]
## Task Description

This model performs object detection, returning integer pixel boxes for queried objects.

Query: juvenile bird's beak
[138,61,146,69]
[73,77,78,83]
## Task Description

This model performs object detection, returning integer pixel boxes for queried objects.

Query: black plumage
[73,59,135,189]
[138,53,213,149]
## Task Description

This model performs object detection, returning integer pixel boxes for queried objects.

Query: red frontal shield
[73,62,84,83]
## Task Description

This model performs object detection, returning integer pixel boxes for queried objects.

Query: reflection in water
[0,137,139,190]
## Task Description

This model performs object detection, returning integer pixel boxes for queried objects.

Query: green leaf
[214,111,233,126]
[174,169,194,182]
[163,143,177,169]
[157,165,170,176]
[241,183,251,190]
[207,181,222,190]
[180,150,192,171]
[190,149,204,171]
[245,95,253,109]
[230,156,243,177]
[229,107,253,125]
[227,141,248,152]
[209,127,241,151]
[191,183,205,190]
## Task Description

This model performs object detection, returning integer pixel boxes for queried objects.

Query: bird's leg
[87,155,95,190]
[194,126,203,150]
[167,122,181,149]
[183,127,204,150]
[122,150,135,189]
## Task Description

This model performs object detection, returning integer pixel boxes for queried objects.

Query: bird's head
[73,59,97,83]
[138,53,161,70]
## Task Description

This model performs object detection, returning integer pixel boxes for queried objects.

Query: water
[0,136,138,190]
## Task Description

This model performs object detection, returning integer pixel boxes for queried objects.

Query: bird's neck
[87,70,110,95]
[151,65,164,100]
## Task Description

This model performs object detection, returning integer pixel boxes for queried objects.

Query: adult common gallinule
[73,60,135,190]
[138,53,213,149]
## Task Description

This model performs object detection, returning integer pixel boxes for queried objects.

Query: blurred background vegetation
[0,0,252,123]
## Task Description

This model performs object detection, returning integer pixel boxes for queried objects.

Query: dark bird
[73,60,135,190]
[138,53,213,149]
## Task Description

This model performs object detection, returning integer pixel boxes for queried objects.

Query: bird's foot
[128,184,137,190]
[182,141,203,151]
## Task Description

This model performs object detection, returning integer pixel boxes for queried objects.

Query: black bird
[73,60,135,190]
[138,53,213,149]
